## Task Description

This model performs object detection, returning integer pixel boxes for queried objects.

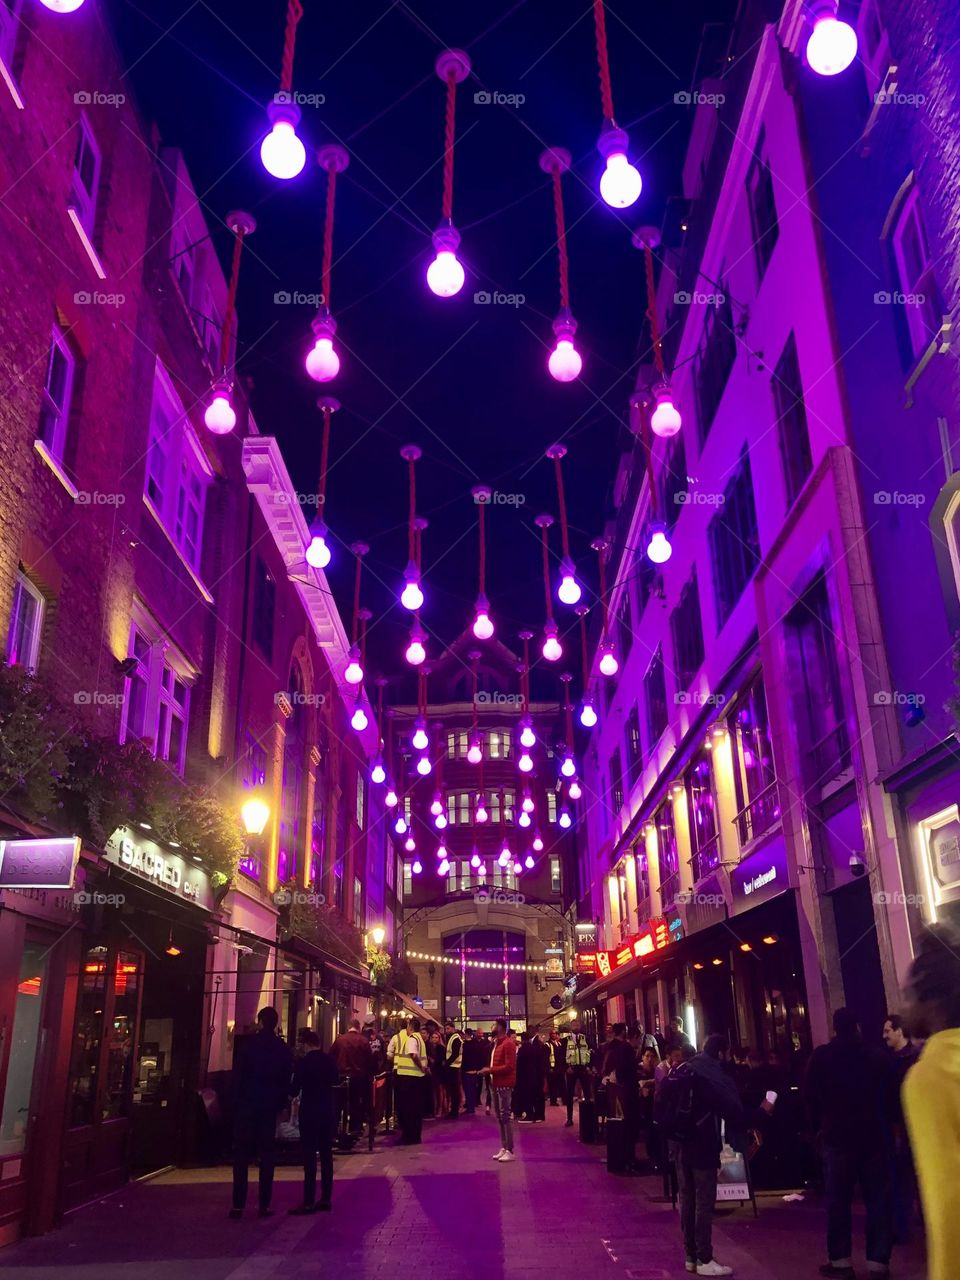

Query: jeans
[463,1072,479,1113]
[299,1122,333,1206]
[565,1066,592,1122]
[493,1086,514,1152]
[676,1159,718,1265]
[823,1144,893,1265]
[395,1074,424,1144]
[232,1110,278,1210]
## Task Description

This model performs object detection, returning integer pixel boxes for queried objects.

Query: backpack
[654,1061,698,1142]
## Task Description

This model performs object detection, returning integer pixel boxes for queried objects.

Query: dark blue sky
[111,0,732,689]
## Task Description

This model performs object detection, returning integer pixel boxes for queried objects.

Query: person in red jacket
[482,1019,517,1162]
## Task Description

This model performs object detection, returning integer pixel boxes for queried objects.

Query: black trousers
[446,1067,461,1117]
[346,1073,369,1132]
[548,1067,565,1104]
[232,1110,278,1210]
[531,1077,546,1121]
[299,1122,334,1206]
[395,1074,424,1143]
[565,1066,592,1121]
[823,1144,893,1265]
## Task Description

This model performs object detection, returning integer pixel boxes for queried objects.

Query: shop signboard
[575,952,597,976]
[729,838,788,916]
[0,836,81,889]
[103,827,215,910]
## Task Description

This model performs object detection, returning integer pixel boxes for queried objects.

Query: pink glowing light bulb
[344,645,364,685]
[435,813,448,830]
[426,225,465,297]
[547,311,582,382]
[40,0,86,10]
[542,622,563,663]
[518,752,533,774]
[597,127,642,208]
[400,561,424,611]
[569,779,582,801]
[558,809,572,829]
[470,851,481,869]
[305,517,332,570]
[580,699,598,728]
[467,734,483,764]
[385,788,399,808]
[305,312,340,382]
[476,799,489,824]
[599,645,619,677]
[518,811,531,829]
[430,793,443,817]
[560,753,576,778]
[650,384,682,438]
[522,793,535,814]
[351,706,368,732]
[557,556,582,605]
[646,522,673,565]
[519,722,536,749]
[405,836,416,852]
[524,854,535,869]
[498,847,511,868]
[513,861,523,875]
[405,624,427,666]
[412,720,429,752]
[204,378,236,435]
[416,755,432,777]
[371,759,386,785]
[472,593,494,640]
[260,101,306,180]
[533,833,544,852]
[437,857,450,876]
[412,858,423,874]
[394,816,407,835]
[806,8,858,76]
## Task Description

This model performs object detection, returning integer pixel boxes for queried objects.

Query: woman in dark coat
[513,1032,540,1121]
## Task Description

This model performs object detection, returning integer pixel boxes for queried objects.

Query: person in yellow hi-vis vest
[392,1017,427,1145]
[562,1022,593,1127]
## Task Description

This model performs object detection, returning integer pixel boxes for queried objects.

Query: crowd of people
[227,927,960,1280]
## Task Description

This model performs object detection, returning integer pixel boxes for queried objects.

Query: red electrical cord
[540,522,555,620]
[321,165,338,310]
[442,69,457,222]
[407,455,417,562]
[644,243,666,379]
[317,402,332,508]
[551,167,570,311]
[279,0,304,95]
[551,451,572,559]
[477,499,487,596]
[219,224,247,370]
[593,0,616,124]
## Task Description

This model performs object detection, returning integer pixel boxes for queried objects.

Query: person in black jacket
[461,1028,486,1113]
[289,1028,338,1214]
[602,1023,641,1171]
[805,1007,898,1279]
[230,1007,294,1219]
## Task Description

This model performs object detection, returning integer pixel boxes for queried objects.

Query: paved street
[0,1108,927,1280]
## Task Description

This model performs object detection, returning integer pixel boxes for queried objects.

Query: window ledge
[67,206,107,280]
[33,438,79,499]
[904,317,953,408]
[142,493,215,604]
[0,56,23,110]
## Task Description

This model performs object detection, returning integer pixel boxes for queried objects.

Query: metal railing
[659,870,681,911]
[690,835,722,883]
[732,779,782,847]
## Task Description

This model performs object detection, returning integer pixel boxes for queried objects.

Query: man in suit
[230,1007,293,1219]
[289,1028,338,1214]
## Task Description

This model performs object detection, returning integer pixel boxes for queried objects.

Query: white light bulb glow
[344,660,364,686]
[548,339,582,383]
[647,526,673,565]
[518,753,533,773]
[416,756,432,776]
[533,835,544,852]
[569,780,582,801]
[470,852,481,869]
[405,836,416,852]
[513,861,523,876]
[385,789,399,808]
[473,611,494,640]
[371,762,386,785]
[806,14,858,76]
[560,755,576,778]
[519,724,536,749]
[599,152,642,208]
[522,794,535,814]
[558,810,572,829]
[412,726,429,751]
[430,795,443,817]
[261,118,306,181]
[557,573,582,605]
[406,638,426,666]
[650,389,682,438]
[39,0,86,10]
[412,859,422,874]
[476,803,489,824]
[204,392,236,435]
[435,814,448,830]
[498,849,511,868]
[542,633,563,662]
[305,336,340,382]
[401,580,424,611]
[351,707,368,732]
[426,249,465,298]
[599,648,619,678]
[580,700,598,728]
[524,855,535,870]
[395,817,407,834]
[467,738,483,764]
[518,812,531,828]
[305,534,331,570]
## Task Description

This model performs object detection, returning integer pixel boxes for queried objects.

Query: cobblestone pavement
[0,1107,927,1280]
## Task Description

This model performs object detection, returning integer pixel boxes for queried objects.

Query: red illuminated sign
[575,952,597,975]
[595,951,612,977]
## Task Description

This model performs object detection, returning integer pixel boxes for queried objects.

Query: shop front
[60,827,216,1213]
[0,834,84,1245]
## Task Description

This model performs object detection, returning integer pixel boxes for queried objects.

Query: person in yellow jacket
[392,1017,427,1145]
[902,923,960,1280]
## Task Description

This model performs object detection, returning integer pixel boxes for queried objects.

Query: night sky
[109,0,731,690]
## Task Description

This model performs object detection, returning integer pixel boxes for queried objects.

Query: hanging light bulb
[547,310,582,382]
[203,377,236,435]
[429,792,443,817]
[533,833,544,852]
[513,861,523,876]
[305,516,332,570]
[395,815,407,835]
[436,843,448,860]
[305,311,340,382]
[569,779,583,801]
[437,857,450,876]
[597,127,642,208]
[475,797,489,824]
[519,721,536,750]
[558,808,572,829]
[472,593,494,640]
[412,720,429,752]
[522,792,535,814]
[477,862,487,879]
[404,835,416,852]
[371,758,386,785]
[412,859,423,874]
[580,698,598,729]
[344,645,364,685]
[39,0,86,10]
[650,383,682,438]
[400,561,425,611]
[542,621,563,663]
[467,733,483,764]
[560,753,577,779]
[405,623,427,667]
[435,812,448,830]
[524,854,535,870]
[599,644,619,677]
[806,3,858,75]
[498,846,511,868]
[426,224,465,297]
[470,850,481,869]
[351,705,368,732]
[416,755,432,777]
[260,100,306,180]
[646,521,673,565]
[385,788,399,808]
[557,556,582,606]
[518,811,531,829]
[518,752,534,774]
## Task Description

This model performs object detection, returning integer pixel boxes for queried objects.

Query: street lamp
[241,794,270,837]
[370,925,386,948]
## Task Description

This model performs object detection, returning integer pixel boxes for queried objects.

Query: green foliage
[368,947,392,987]
[0,663,72,820]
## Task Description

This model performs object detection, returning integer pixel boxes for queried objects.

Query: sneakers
[497,1150,516,1162]
[492,1148,506,1160]
[696,1263,732,1277]
[819,1267,855,1279]
[685,1264,696,1275]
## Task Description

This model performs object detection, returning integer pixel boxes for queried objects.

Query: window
[37,326,76,466]
[488,729,513,759]
[857,0,890,96]
[616,588,633,662]
[6,570,44,672]
[609,747,624,815]
[694,290,736,447]
[890,186,945,361]
[145,364,211,573]
[635,844,651,916]
[729,674,780,846]
[550,856,562,894]
[447,730,468,760]
[708,450,760,628]
[355,773,365,830]
[656,803,680,910]
[239,733,267,880]
[746,130,779,282]
[670,569,704,692]
[386,847,395,891]
[772,333,812,506]
[625,704,642,786]
[120,619,192,775]
[353,876,362,930]
[252,559,275,659]
[70,116,100,236]
[546,790,558,824]
[447,791,471,825]
[659,433,688,533]
[644,646,668,748]
[686,749,721,881]
[402,862,412,900]
[786,575,850,786]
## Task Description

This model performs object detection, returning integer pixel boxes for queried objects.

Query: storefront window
[102,952,141,1121]
[69,947,143,1127]
[635,843,651,919]
[0,942,48,1155]
[687,749,721,881]
[70,946,109,1126]
[729,674,780,847]
[657,803,680,910]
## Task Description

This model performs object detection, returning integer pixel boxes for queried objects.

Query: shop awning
[387,988,429,1020]
[571,954,644,1009]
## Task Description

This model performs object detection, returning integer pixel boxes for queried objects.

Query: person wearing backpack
[655,1033,772,1277]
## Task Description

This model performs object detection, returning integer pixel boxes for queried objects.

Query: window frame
[670,569,705,692]
[37,325,76,466]
[145,362,212,574]
[745,130,779,283]
[119,617,193,776]
[708,450,760,629]
[6,570,45,673]
[70,114,101,237]
[771,332,812,507]
[890,185,944,361]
